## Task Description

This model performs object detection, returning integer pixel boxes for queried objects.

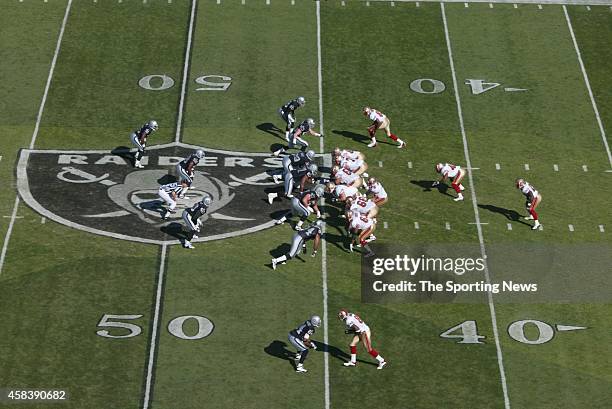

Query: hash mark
[586,5,591,10]
[383,222,389,229]
[407,161,413,169]
[378,161,383,168]
[599,225,605,232]
[553,164,559,171]
[507,223,512,231]
[582,164,588,172]
[266,0,270,5]
[445,221,451,230]
[291,0,294,4]
[524,163,530,171]
[489,3,493,8]
[242,0,245,4]
[416,1,420,6]
[464,2,468,7]
[41,217,46,224]
[217,0,221,4]
[513,3,517,8]
[495,163,501,170]
[341,0,345,6]
[3,216,24,219]
[414,221,420,230]
[143,0,147,3]
[568,224,574,232]
[390,1,395,6]
[538,4,542,9]
[366,1,370,5]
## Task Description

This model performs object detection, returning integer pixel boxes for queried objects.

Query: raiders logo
[17,142,313,245]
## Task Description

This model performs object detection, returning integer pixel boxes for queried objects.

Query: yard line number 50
[96,314,214,340]
[138,74,232,91]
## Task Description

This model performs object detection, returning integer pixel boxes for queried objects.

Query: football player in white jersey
[327,182,358,202]
[363,107,405,149]
[366,177,388,207]
[433,163,466,202]
[332,166,363,188]
[333,147,365,162]
[516,178,542,230]
[347,195,379,219]
[338,309,387,370]
[349,213,376,256]
[334,155,368,176]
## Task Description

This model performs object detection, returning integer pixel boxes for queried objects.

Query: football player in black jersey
[287,315,321,373]
[274,184,324,230]
[271,220,323,270]
[279,96,305,140]
[181,196,212,249]
[130,120,158,168]
[272,118,322,156]
[176,149,205,198]
[268,163,318,203]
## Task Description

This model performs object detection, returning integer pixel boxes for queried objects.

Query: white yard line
[143,244,168,409]
[175,0,198,143]
[316,2,330,408]
[0,0,72,277]
[441,4,510,409]
[370,0,612,4]
[564,5,612,169]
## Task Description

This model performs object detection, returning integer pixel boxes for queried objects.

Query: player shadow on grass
[410,180,454,198]
[332,130,394,147]
[111,146,136,166]
[160,222,188,241]
[264,340,377,369]
[477,204,531,226]
[256,122,284,139]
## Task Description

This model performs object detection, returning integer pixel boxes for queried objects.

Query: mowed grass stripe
[37,0,190,149]
[321,2,506,408]
[152,1,324,408]
[445,4,612,409]
[0,1,67,260]
[445,3,610,241]
[182,0,318,152]
[0,2,192,409]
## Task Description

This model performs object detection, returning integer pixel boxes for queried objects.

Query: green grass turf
[0,1,610,408]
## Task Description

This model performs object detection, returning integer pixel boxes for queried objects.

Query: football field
[0,0,611,408]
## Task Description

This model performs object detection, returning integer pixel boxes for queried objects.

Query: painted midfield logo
[17,143,287,244]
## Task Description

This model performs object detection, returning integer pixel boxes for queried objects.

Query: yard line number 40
[441,320,586,345]
[96,314,214,340]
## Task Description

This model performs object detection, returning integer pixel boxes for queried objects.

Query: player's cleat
[459,184,465,191]
[274,219,284,225]
[295,364,308,373]
[272,174,282,184]
[294,225,303,231]
[367,141,377,148]
[183,241,194,249]
[272,259,277,270]
[362,172,369,178]
[524,215,534,220]
[377,360,387,370]
[192,234,199,239]
[532,221,541,230]
[267,193,276,205]
[397,140,406,149]
[135,161,144,169]
[161,211,169,220]
[286,193,293,199]
[349,243,354,252]
[454,193,464,202]
[302,243,307,254]
[365,235,376,243]
[343,361,356,367]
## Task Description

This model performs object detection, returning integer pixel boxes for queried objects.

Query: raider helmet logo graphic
[17,143,290,244]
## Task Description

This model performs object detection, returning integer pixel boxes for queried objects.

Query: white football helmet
[195,149,205,159]
[306,118,315,128]
[308,163,318,176]
[202,196,212,206]
[310,315,322,327]
[297,96,306,106]
[313,220,323,229]
[306,149,316,160]
[148,120,159,131]
[314,184,325,197]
